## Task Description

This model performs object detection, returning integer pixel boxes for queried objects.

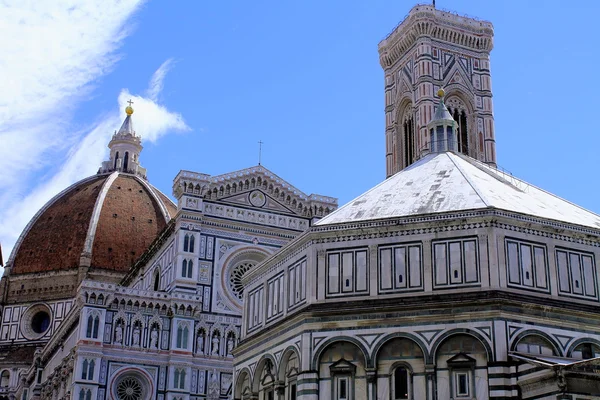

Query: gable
[219,190,295,214]
[202,165,337,218]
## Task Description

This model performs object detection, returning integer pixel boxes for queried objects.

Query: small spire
[426,88,458,153]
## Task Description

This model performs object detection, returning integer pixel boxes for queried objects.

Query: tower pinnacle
[98,102,147,179]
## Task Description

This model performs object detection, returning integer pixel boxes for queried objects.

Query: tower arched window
[189,235,195,253]
[123,151,129,171]
[398,104,415,169]
[114,151,119,170]
[446,96,470,156]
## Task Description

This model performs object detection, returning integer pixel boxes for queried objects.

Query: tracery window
[81,359,95,380]
[229,261,255,300]
[116,376,143,400]
[174,368,186,389]
[85,313,100,339]
[181,259,193,278]
[78,388,92,400]
[176,323,189,349]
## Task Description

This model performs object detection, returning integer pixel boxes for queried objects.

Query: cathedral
[1,3,599,400]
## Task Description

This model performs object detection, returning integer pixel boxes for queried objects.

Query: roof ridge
[82,172,120,259]
[447,153,494,207]
[459,153,600,221]
[316,153,437,226]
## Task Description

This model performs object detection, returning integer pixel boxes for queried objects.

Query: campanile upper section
[379,4,496,177]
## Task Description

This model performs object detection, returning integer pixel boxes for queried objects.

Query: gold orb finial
[125,99,134,115]
[437,88,445,98]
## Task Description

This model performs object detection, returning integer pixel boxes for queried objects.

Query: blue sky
[1,0,599,261]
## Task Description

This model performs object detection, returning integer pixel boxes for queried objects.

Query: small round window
[228,261,255,300]
[21,304,52,340]
[31,311,50,334]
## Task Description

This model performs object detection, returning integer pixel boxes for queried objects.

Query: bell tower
[379,4,496,177]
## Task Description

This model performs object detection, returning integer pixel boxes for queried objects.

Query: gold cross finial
[125,99,134,115]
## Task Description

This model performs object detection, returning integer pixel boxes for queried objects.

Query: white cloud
[0,1,189,266]
[147,58,174,102]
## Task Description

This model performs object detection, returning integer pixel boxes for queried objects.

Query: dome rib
[82,171,120,258]
[9,172,177,275]
[8,175,106,269]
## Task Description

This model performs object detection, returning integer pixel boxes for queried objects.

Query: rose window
[228,261,255,300]
[116,376,143,400]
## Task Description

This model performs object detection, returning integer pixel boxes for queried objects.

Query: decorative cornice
[379,4,493,68]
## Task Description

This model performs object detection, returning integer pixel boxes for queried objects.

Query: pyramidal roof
[315,152,600,230]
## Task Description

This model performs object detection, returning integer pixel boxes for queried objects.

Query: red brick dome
[9,172,177,275]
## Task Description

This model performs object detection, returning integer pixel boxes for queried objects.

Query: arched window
[153,270,160,291]
[516,335,557,356]
[183,234,190,252]
[174,368,186,389]
[86,313,100,339]
[114,151,119,169]
[78,389,91,400]
[123,152,129,171]
[403,114,415,168]
[393,366,409,399]
[82,360,88,379]
[189,235,195,253]
[177,324,189,349]
[0,371,9,387]
[81,359,95,380]
[572,342,600,360]
[93,315,99,338]
[446,96,470,156]
[184,260,193,278]
[181,260,188,277]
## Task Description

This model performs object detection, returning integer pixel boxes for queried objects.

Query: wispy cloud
[147,58,174,102]
[0,1,189,265]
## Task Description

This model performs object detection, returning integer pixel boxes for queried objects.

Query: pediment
[219,190,295,214]
[330,358,357,374]
[203,165,337,217]
[447,352,476,366]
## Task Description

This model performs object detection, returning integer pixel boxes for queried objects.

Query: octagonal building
[232,7,600,399]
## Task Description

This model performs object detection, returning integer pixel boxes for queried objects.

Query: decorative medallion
[249,190,266,208]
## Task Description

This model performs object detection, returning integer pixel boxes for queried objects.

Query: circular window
[31,311,50,334]
[228,261,255,300]
[116,376,143,400]
[20,304,52,340]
